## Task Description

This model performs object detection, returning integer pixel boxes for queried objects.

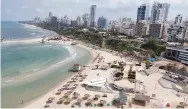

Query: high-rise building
[77,16,81,26]
[97,16,107,29]
[51,16,58,26]
[119,21,135,36]
[167,25,185,42]
[47,12,53,23]
[185,27,188,41]
[82,13,89,21]
[63,15,69,25]
[175,14,183,25]
[148,24,163,38]
[161,23,169,39]
[137,4,149,22]
[135,20,148,37]
[90,5,97,27]
[129,22,135,30]
[33,17,41,23]
[167,15,185,41]
[83,20,89,28]
[184,20,188,41]
[82,13,90,28]
[150,2,170,24]
[182,27,188,45]
[71,20,78,27]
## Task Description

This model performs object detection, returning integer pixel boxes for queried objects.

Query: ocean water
[1,21,56,39]
[1,43,69,79]
[1,22,92,108]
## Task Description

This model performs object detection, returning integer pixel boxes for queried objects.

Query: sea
[1,21,92,108]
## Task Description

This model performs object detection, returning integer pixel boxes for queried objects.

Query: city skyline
[2,0,188,21]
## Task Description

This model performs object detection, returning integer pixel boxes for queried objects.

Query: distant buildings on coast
[28,1,187,42]
[24,1,188,65]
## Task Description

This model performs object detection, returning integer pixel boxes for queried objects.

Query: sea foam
[31,33,36,35]
[22,24,38,29]
[1,45,77,87]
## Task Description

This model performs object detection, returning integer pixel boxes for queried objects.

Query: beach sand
[6,38,186,108]
[23,39,122,108]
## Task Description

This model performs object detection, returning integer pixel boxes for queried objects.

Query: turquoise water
[1,45,91,108]
[1,22,92,108]
[1,43,69,79]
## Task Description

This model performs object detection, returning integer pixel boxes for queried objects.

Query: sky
[1,0,188,21]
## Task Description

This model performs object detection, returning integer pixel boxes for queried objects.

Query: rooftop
[82,77,107,87]
[134,94,150,101]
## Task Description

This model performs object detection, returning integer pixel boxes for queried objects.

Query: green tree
[141,38,166,56]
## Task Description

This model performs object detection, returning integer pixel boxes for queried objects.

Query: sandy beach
[23,40,121,108]
[4,37,187,108]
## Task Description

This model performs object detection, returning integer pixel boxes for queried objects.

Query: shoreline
[23,40,96,108]
[22,50,92,108]
[22,35,128,108]
[1,22,58,43]
[1,38,43,44]
[2,43,81,86]
[4,23,187,108]
[1,37,95,108]
[24,39,187,108]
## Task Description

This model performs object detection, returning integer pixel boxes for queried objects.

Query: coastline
[1,38,42,44]
[22,34,128,108]
[22,40,96,108]
[3,23,186,108]
[2,43,78,86]
[23,39,186,108]
[1,36,94,108]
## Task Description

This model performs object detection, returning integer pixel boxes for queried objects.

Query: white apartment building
[108,20,135,36]
[150,2,170,24]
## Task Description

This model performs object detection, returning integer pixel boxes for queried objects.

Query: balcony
[178,56,188,61]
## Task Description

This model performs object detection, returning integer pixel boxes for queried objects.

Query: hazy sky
[2,0,188,21]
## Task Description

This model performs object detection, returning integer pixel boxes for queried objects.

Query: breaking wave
[1,44,77,87]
